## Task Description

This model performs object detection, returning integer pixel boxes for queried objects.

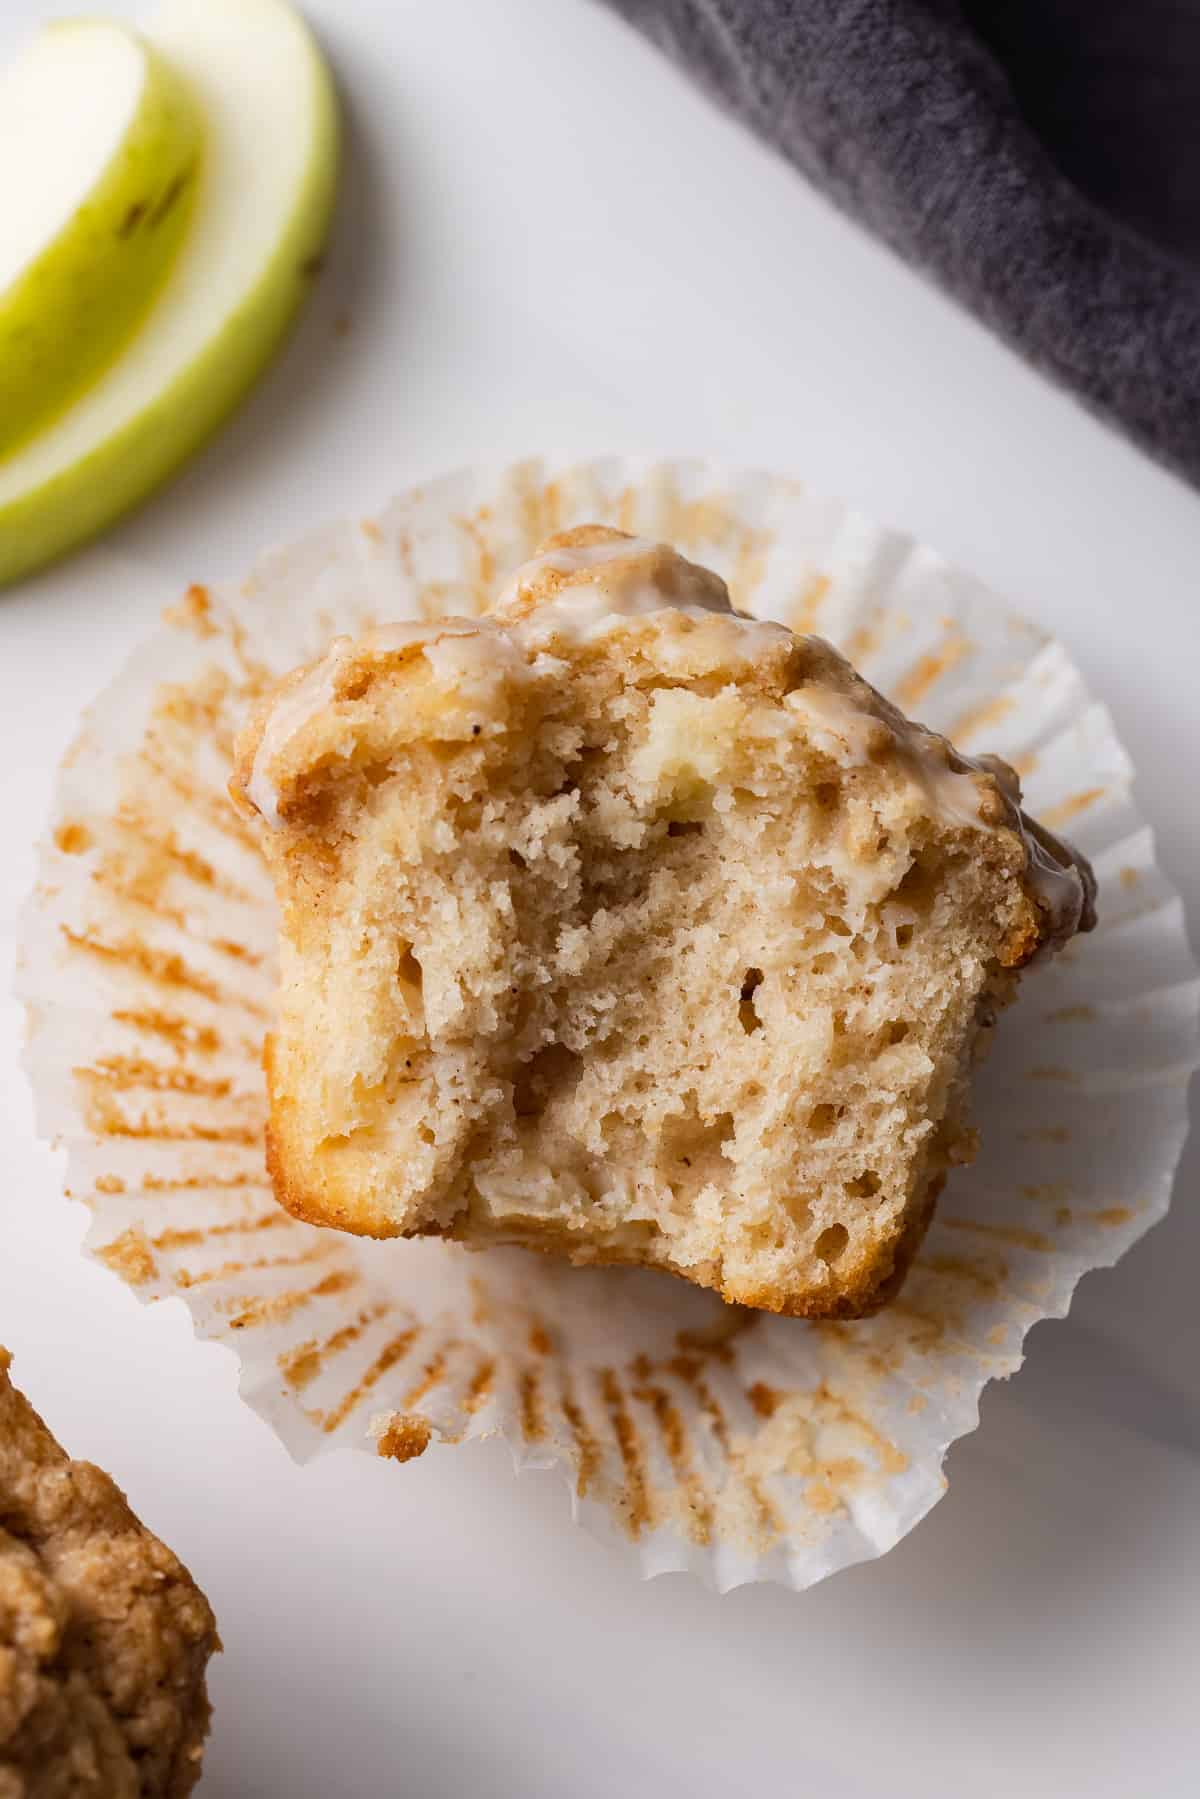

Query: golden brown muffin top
[0,1349,218,1797]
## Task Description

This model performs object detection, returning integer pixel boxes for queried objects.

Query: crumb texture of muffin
[0,1350,217,1798]
[233,526,1094,1317]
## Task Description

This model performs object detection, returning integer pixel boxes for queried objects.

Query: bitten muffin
[232,526,1094,1317]
[0,1350,217,1797]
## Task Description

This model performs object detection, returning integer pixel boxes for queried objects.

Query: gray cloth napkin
[596,0,1200,487]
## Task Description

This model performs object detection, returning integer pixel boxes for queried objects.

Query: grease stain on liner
[17,457,1199,1592]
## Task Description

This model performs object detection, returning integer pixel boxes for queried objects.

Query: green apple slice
[0,20,203,458]
[0,0,338,587]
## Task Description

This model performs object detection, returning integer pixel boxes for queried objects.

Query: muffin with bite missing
[232,526,1094,1318]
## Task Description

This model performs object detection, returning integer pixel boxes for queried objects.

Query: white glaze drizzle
[244,646,348,826]
[245,538,781,817]
[786,677,1092,943]
[242,534,1094,946]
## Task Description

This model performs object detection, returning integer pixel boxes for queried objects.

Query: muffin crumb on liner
[18,457,1198,1591]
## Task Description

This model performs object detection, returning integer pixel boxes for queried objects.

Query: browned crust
[265,1088,924,1317]
[0,1350,219,1795]
[263,1034,394,1238]
[442,1191,940,1321]
[265,1125,944,1323]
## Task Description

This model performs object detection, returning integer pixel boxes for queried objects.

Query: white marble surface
[1,2,1197,1793]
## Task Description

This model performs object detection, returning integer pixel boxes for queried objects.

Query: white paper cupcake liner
[18,456,1198,1591]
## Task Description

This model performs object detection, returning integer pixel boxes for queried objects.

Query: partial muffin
[0,1349,217,1797]
[232,526,1094,1318]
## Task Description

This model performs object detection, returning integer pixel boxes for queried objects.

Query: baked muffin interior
[234,527,1093,1317]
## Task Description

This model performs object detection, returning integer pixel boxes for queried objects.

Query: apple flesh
[0,0,339,587]
[0,20,203,458]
